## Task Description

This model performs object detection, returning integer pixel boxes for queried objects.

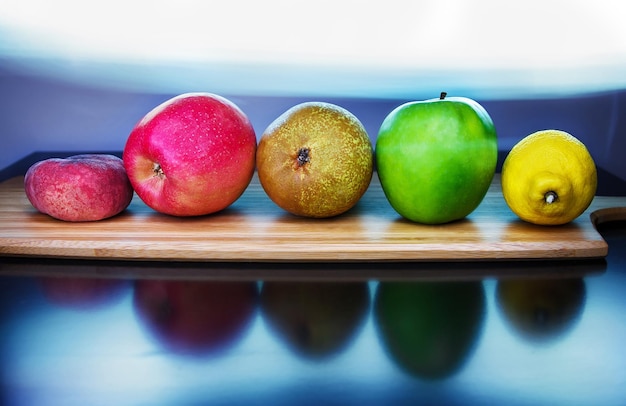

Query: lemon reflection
[374,280,486,380]
[496,277,586,344]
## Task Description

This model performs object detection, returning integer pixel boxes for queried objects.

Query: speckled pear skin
[256,102,374,218]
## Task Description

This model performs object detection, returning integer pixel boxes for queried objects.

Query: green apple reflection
[374,281,486,380]
[133,280,258,356]
[496,277,586,344]
[260,281,370,360]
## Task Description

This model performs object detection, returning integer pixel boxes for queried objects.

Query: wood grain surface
[0,174,625,262]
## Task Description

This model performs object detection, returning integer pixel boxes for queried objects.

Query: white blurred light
[0,0,625,98]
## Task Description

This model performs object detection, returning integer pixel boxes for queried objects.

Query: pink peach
[24,154,134,221]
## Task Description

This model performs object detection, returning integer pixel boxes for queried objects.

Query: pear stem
[545,191,558,204]
[297,148,310,167]
[440,92,447,100]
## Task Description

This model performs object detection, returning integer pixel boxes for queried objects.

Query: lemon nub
[501,129,597,226]
[544,191,558,204]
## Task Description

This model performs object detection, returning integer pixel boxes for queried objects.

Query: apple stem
[440,92,447,100]
[153,162,165,178]
[297,148,310,167]
[545,191,558,204]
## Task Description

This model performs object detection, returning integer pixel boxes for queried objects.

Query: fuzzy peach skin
[24,154,134,221]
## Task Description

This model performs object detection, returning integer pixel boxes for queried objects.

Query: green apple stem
[440,92,447,100]
[297,148,311,167]
[545,191,558,204]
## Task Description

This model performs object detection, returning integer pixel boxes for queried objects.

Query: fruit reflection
[133,280,258,356]
[374,281,486,380]
[496,277,586,343]
[260,281,370,360]
[38,276,129,310]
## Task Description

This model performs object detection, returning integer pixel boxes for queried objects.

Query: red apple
[123,93,257,216]
[24,154,133,221]
[133,280,258,356]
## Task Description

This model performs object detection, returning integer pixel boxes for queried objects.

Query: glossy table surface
[1,157,626,405]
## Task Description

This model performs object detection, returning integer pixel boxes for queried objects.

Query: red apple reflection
[133,280,258,356]
[38,276,129,310]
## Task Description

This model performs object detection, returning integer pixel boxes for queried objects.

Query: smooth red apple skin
[24,154,133,222]
[133,280,259,356]
[123,93,257,216]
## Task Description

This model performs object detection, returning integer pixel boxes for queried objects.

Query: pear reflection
[496,277,586,344]
[374,281,486,380]
[133,280,258,356]
[260,281,370,360]
[38,276,129,311]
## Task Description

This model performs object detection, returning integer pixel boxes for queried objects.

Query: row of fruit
[23,92,597,226]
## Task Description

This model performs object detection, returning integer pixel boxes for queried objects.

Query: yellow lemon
[501,129,597,225]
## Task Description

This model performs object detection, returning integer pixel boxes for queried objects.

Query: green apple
[376,92,498,224]
[374,281,486,380]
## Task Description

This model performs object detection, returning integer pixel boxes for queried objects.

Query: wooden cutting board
[0,174,624,262]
